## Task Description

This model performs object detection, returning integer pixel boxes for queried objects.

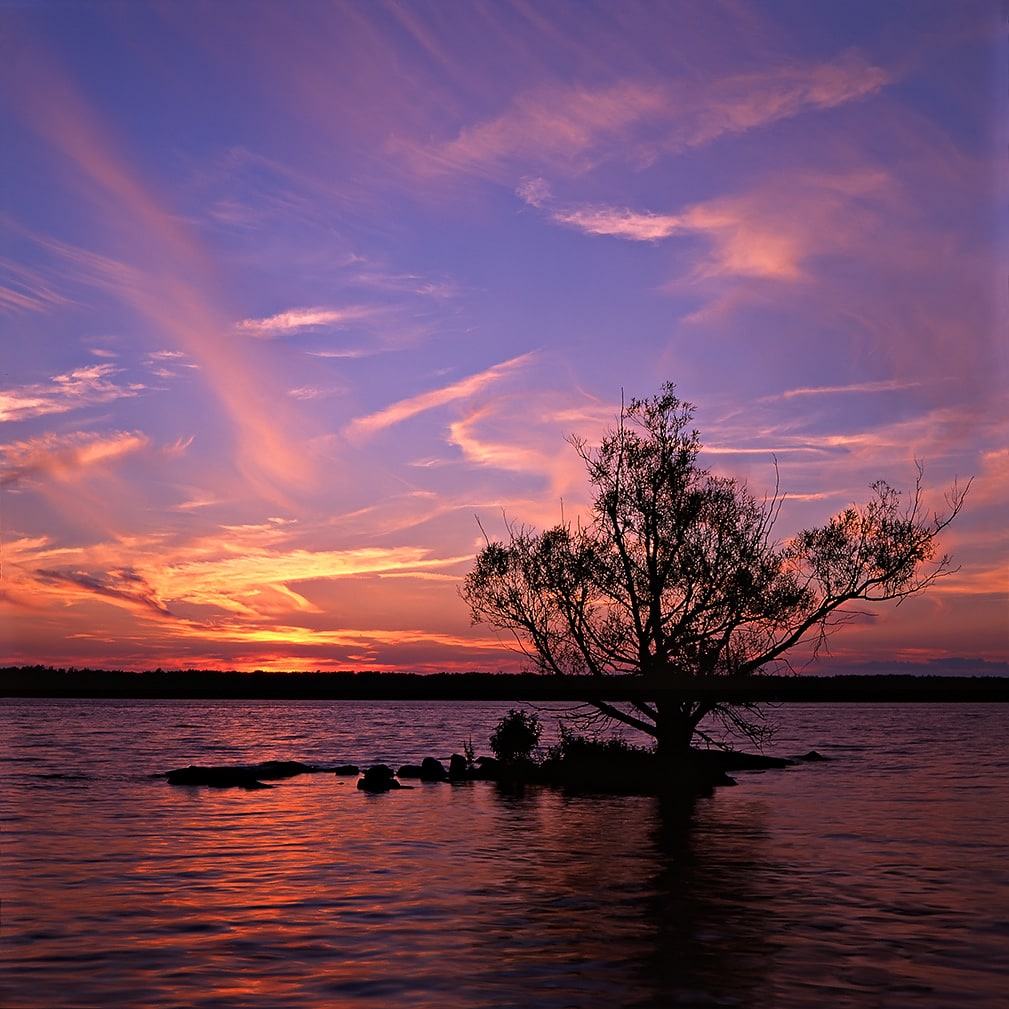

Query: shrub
[550,724,652,764]
[489,708,541,763]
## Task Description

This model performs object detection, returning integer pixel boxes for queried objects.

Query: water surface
[2,699,1007,1007]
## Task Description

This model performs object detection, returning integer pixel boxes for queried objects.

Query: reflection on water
[2,700,1008,1007]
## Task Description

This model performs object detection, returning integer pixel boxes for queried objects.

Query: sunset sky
[2,1,1007,674]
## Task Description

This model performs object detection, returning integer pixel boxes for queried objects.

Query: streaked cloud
[34,567,170,617]
[407,50,887,180]
[547,166,894,285]
[0,255,74,315]
[552,206,683,242]
[773,380,922,400]
[0,365,143,423]
[236,305,377,337]
[345,353,537,441]
[1,430,152,486]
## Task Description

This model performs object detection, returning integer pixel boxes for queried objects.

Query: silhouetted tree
[462,384,968,759]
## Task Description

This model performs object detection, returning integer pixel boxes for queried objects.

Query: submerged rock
[251,760,320,779]
[166,765,272,789]
[165,760,320,789]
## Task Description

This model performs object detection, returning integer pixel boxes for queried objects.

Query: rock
[420,757,448,781]
[448,753,469,780]
[799,750,829,762]
[166,765,272,789]
[332,764,360,776]
[165,760,320,788]
[357,764,407,792]
[396,763,424,779]
[253,760,319,779]
[472,756,500,780]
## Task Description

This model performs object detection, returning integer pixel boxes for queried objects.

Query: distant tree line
[3,666,1007,702]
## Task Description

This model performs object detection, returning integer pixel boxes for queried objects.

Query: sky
[2,0,1007,674]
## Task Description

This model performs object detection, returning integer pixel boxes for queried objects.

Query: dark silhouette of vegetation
[462,383,970,759]
[4,666,1006,703]
[489,708,542,763]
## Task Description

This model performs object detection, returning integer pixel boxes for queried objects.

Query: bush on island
[489,709,542,764]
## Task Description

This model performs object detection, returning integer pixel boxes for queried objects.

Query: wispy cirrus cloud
[515,176,552,208]
[34,567,171,617]
[552,199,805,280]
[0,364,144,423]
[236,305,378,337]
[143,348,198,380]
[772,380,922,400]
[349,269,462,300]
[0,255,74,315]
[8,54,319,498]
[161,543,467,618]
[542,166,894,286]
[684,49,888,149]
[5,520,469,633]
[551,206,683,242]
[1,430,152,486]
[406,49,887,180]
[345,352,537,441]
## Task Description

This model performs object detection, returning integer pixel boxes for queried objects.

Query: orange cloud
[2,430,151,486]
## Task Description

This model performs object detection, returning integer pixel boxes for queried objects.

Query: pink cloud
[404,50,887,181]
[1,430,151,485]
[0,254,74,315]
[0,365,143,422]
[10,50,319,500]
[344,353,537,441]
[551,168,894,285]
[236,305,378,337]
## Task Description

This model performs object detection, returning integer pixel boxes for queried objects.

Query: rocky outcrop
[421,756,449,781]
[165,760,320,788]
[357,764,410,792]
[164,746,804,796]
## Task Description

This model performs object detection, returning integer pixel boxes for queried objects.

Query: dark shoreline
[3,666,1008,702]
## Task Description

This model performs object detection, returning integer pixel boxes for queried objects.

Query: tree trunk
[653,699,697,764]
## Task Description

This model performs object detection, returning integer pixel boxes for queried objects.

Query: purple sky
[2,1,1006,673]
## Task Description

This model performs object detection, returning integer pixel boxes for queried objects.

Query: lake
[2,698,1007,1007]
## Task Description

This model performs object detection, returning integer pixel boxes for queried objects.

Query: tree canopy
[461,384,968,756]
